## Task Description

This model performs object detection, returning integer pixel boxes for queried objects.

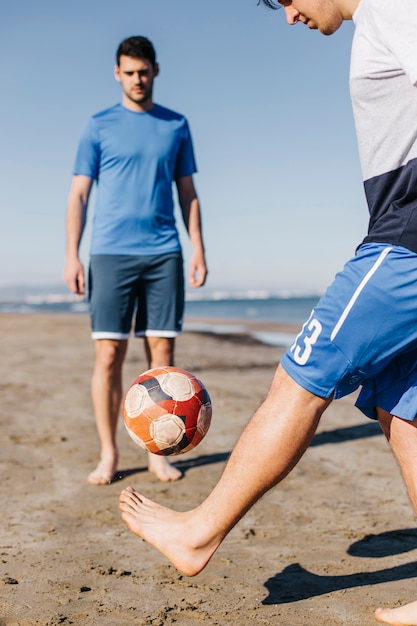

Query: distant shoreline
[0,311,300,347]
[0,293,316,334]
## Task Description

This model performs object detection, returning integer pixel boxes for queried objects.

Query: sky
[1,0,369,295]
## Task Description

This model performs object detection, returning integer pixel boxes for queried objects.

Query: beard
[125,82,153,107]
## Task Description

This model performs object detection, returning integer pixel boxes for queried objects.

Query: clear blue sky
[1,0,368,295]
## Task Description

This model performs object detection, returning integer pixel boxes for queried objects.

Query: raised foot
[119,486,217,576]
[375,601,417,625]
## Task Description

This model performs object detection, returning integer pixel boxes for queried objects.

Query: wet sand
[1,313,417,625]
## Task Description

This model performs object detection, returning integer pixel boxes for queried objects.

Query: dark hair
[258,0,280,7]
[116,36,157,66]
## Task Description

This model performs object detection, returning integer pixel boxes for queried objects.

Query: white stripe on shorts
[330,246,393,341]
[135,329,181,338]
[91,331,131,340]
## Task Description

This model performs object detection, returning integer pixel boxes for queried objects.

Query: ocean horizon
[0,288,320,347]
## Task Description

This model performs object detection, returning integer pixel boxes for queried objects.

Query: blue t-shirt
[73,103,197,255]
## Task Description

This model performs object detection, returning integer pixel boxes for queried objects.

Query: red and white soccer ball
[123,366,212,456]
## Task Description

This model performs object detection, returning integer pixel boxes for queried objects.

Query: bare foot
[88,452,118,485]
[375,601,417,625]
[119,486,218,576]
[147,453,183,482]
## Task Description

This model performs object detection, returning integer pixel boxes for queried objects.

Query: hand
[64,258,86,295]
[189,252,208,288]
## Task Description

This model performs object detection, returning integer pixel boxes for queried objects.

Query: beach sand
[1,313,417,626]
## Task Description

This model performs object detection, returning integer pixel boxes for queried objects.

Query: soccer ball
[123,366,212,456]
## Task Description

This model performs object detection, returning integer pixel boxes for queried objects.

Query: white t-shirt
[350,0,417,251]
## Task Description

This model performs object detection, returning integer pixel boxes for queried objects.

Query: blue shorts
[88,253,184,340]
[280,243,417,421]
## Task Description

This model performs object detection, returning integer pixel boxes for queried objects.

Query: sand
[1,312,417,626]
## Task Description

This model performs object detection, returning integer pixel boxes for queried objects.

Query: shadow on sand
[263,553,417,605]
[112,451,232,482]
[115,420,382,482]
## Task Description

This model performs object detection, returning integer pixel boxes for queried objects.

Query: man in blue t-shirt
[64,36,208,485]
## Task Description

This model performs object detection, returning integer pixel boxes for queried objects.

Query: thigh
[89,255,140,340]
[281,243,417,400]
[134,253,184,337]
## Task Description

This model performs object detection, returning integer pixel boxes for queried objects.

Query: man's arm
[176,175,208,288]
[63,175,93,295]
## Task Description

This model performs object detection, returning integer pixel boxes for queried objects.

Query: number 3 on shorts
[290,316,322,366]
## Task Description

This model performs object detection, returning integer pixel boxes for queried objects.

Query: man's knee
[95,339,128,372]
[145,336,175,367]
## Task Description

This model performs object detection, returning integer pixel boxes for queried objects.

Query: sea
[0,289,321,348]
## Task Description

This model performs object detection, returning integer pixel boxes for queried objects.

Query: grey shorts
[88,253,184,340]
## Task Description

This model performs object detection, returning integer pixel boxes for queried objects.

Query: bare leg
[377,409,417,512]
[88,339,128,485]
[144,336,182,482]
[375,602,417,625]
[119,365,330,575]
[374,410,417,625]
